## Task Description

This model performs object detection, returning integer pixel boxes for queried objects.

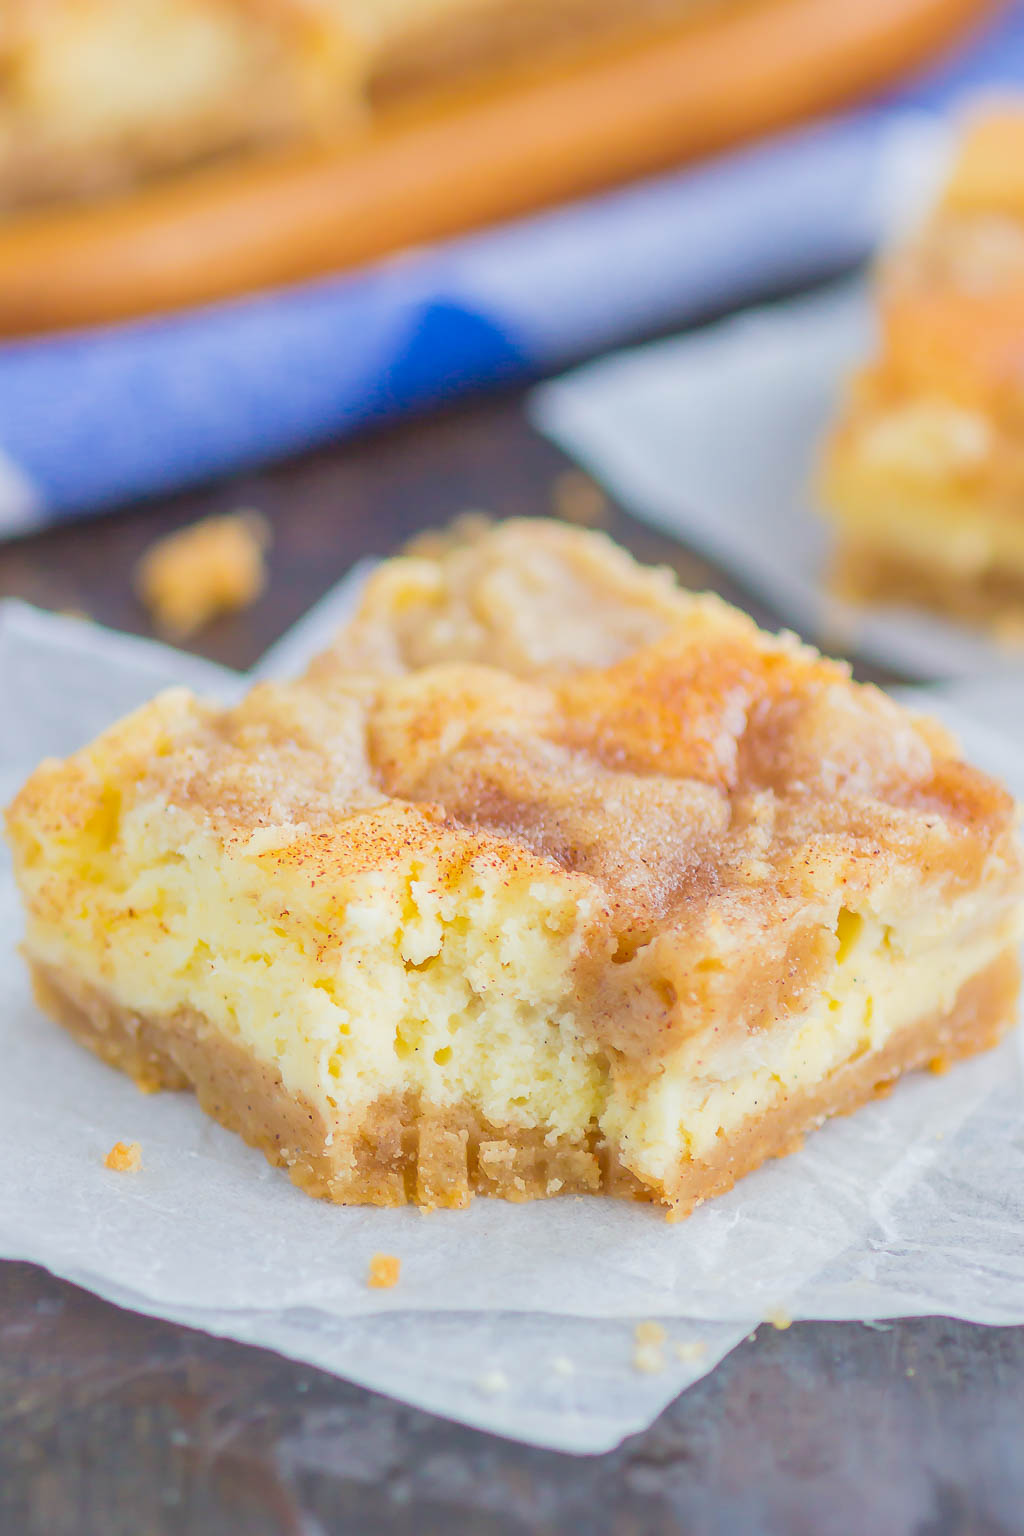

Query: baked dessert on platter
[7,521,1022,1212]
[0,0,994,334]
[820,103,1024,635]
[0,0,727,210]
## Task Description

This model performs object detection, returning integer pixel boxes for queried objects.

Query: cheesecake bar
[820,105,1024,633]
[7,521,1022,1212]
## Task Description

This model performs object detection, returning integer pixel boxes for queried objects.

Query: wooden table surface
[1,393,1021,1535]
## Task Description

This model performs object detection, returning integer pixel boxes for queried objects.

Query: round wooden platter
[0,0,998,336]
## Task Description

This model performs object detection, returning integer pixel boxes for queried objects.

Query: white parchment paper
[2,596,1023,1454]
[531,280,1024,683]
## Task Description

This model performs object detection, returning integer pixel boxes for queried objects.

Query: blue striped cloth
[1,3,1022,533]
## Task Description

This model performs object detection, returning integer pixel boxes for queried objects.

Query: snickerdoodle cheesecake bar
[820,104,1024,632]
[6,521,1023,1212]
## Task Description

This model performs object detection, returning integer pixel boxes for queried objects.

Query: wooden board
[0,0,999,336]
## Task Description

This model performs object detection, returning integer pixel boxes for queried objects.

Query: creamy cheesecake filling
[607,907,1021,1185]
[18,801,613,1142]
[18,781,1020,1194]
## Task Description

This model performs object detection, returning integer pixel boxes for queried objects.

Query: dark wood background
[1,393,1021,1536]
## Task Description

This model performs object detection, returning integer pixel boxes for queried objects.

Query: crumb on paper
[104,1140,141,1172]
[992,612,1024,651]
[633,1346,665,1375]
[766,1310,792,1331]
[634,1321,666,1347]
[674,1340,707,1364]
[633,1321,667,1374]
[134,510,270,639]
[551,1355,575,1377]
[551,469,609,528]
[367,1253,401,1289]
[477,1368,508,1397]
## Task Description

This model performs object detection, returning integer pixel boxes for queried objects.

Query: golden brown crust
[30,959,618,1209]
[30,948,1019,1212]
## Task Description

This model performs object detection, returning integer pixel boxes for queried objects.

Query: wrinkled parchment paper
[2,597,1023,1453]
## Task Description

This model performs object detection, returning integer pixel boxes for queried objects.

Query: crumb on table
[403,511,492,560]
[104,1140,142,1172]
[550,470,609,528]
[134,511,270,639]
[367,1252,401,1289]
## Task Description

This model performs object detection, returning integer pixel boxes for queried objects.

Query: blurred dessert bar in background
[0,0,723,209]
[0,0,997,335]
[820,103,1024,635]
